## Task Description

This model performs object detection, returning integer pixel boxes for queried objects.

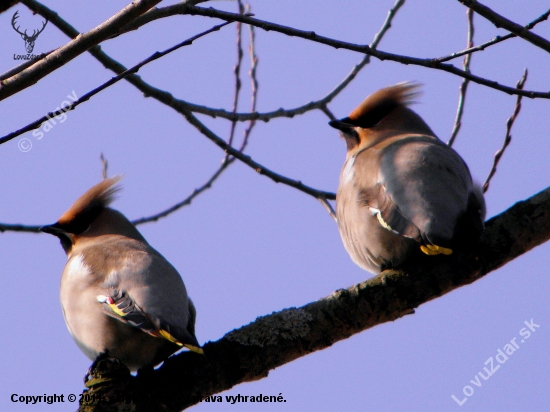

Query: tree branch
[174,5,549,98]
[0,223,41,233]
[435,8,550,63]
[226,1,245,150]
[318,0,406,109]
[79,186,550,411]
[483,69,528,193]
[131,158,234,226]
[457,0,550,54]
[14,0,404,127]
[238,4,259,153]
[179,108,336,201]
[0,0,163,101]
[0,20,234,146]
[0,1,334,233]
[130,6,258,228]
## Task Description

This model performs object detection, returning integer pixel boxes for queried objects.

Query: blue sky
[0,1,549,411]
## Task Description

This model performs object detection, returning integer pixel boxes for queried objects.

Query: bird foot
[84,351,126,387]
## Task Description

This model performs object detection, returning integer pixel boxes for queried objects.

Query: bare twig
[483,69,528,193]
[318,0,406,110]
[436,8,550,63]
[0,21,234,146]
[0,0,163,101]
[134,2,252,226]
[448,8,474,147]
[319,104,336,121]
[238,2,259,153]
[180,108,336,200]
[100,153,108,179]
[227,0,245,150]
[0,223,41,233]
[148,0,399,130]
[318,197,337,222]
[132,160,233,225]
[457,0,550,54]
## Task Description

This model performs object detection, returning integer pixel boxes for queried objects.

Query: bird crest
[57,176,122,233]
[346,82,421,128]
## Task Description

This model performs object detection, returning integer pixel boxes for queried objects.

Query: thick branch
[457,0,550,54]
[79,186,550,411]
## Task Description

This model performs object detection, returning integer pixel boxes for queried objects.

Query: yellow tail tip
[420,244,453,256]
[158,330,204,354]
[158,329,183,346]
[184,344,204,355]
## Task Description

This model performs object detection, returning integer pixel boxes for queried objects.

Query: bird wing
[357,181,423,241]
[80,237,203,354]
[96,290,203,354]
[354,135,475,252]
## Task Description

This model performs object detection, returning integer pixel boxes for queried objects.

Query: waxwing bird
[41,176,203,372]
[329,83,485,274]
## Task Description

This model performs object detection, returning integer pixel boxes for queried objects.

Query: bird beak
[328,118,356,134]
[41,222,74,253]
[40,223,65,236]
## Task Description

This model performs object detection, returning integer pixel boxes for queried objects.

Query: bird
[40,176,203,372]
[328,82,485,274]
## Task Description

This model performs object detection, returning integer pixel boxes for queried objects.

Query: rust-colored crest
[346,82,421,128]
[57,176,122,231]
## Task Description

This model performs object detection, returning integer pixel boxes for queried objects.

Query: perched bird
[41,176,202,372]
[329,83,485,274]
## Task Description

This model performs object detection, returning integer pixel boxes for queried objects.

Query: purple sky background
[0,1,549,411]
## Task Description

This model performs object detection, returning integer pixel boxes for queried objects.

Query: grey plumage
[41,176,202,371]
[329,83,485,274]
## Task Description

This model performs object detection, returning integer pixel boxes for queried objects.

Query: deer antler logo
[11,11,48,54]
